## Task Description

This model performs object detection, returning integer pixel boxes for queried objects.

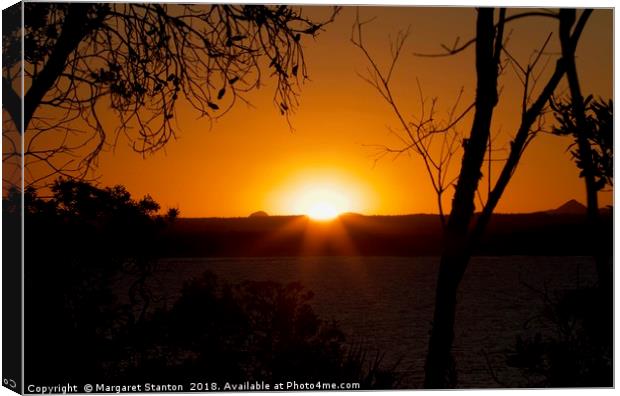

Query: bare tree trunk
[424,8,502,388]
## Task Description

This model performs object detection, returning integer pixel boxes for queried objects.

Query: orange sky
[36,7,616,217]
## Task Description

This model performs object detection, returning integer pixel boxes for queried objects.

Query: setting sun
[296,186,347,220]
[267,168,375,217]
[307,201,340,220]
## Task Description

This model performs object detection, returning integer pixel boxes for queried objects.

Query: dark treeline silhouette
[156,211,612,257]
[13,180,397,388]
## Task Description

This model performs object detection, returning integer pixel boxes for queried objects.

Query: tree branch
[2,77,21,132]
[414,10,557,58]
[471,50,567,246]
[24,4,96,131]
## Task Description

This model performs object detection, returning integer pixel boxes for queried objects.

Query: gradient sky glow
[79,7,611,217]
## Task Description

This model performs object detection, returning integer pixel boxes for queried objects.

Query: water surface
[138,256,596,388]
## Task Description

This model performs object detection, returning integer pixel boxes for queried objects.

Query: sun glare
[293,184,349,221]
[308,202,339,220]
[270,169,374,219]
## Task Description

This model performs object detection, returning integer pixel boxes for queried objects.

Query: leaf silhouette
[304,25,320,35]
[217,88,226,99]
[207,102,219,110]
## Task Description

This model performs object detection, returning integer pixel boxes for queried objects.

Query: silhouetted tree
[352,18,465,226]
[355,8,594,387]
[551,26,613,293]
[3,4,339,186]
[557,9,612,295]
[166,207,181,221]
[17,179,176,383]
[552,97,612,192]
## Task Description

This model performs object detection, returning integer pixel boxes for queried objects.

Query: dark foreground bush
[17,180,398,389]
[506,286,612,387]
[116,272,399,388]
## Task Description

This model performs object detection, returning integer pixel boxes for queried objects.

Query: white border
[0,2,616,396]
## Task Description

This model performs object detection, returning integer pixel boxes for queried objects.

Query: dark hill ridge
[160,209,612,257]
[249,210,269,217]
[547,199,587,215]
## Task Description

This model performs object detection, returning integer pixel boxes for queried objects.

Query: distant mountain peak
[549,199,586,215]
[249,210,269,217]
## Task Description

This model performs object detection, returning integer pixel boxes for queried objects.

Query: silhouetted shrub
[506,286,612,387]
[115,271,399,387]
[18,180,398,388]
[20,180,176,384]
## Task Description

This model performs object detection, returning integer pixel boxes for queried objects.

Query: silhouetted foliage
[17,180,396,388]
[166,207,180,221]
[117,272,399,387]
[19,180,175,383]
[507,286,612,387]
[3,4,339,186]
[552,97,613,192]
[553,9,612,294]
